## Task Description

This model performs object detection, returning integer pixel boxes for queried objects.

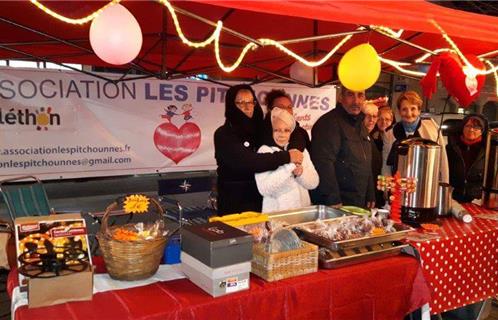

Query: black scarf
[224,84,264,149]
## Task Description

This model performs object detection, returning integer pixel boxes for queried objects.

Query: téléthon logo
[0,106,61,130]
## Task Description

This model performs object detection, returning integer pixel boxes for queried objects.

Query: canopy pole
[0,16,160,79]
[370,27,436,55]
[118,38,163,81]
[278,29,368,45]
[0,44,114,82]
[161,5,168,76]
[242,63,315,88]
[378,32,423,56]
[251,51,319,85]
[312,20,318,86]
[171,5,263,47]
[0,17,92,53]
[479,49,498,58]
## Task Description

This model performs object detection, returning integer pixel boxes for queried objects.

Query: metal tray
[295,218,414,251]
[319,241,410,269]
[266,205,346,226]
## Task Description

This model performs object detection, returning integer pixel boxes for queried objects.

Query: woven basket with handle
[97,196,168,281]
[251,231,318,282]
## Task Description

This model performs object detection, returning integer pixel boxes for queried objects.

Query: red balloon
[420,52,486,107]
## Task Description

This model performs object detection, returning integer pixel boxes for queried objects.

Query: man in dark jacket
[446,114,488,203]
[311,87,375,208]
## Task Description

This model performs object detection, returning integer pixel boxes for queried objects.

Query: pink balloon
[289,61,315,85]
[89,4,142,65]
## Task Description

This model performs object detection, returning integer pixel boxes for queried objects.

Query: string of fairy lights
[28,0,498,95]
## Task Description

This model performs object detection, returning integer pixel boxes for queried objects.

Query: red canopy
[202,0,498,44]
[0,0,496,83]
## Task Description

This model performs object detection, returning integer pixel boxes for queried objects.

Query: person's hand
[289,149,303,165]
[293,164,303,177]
[367,201,376,209]
[330,203,342,209]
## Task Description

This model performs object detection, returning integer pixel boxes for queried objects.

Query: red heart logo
[421,52,486,107]
[153,122,201,164]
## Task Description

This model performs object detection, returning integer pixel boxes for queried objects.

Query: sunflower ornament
[123,194,150,214]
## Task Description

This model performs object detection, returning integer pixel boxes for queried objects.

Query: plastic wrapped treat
[264,228,302,253]
[299,216,400,241]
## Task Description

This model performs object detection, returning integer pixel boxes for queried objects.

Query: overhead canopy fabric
[201,0,498,44]
[0,0,496,83]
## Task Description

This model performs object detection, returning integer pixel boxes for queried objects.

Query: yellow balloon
[338,43,381,91]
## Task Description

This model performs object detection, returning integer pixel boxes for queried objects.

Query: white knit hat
[271,107,296,132]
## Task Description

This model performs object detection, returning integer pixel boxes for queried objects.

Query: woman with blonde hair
[371,106,395,156]
[255,108,319,212]
[377,107,395,132]
[382,91,449,183]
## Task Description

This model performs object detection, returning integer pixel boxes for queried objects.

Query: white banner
[0,68,335,180]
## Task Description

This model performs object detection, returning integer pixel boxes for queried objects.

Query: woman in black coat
[446,114,488,203]
[214,84,303,215]
[261,89,311,152]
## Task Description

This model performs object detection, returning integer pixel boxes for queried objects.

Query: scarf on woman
[224,84,264,149]
[402,117,421,136]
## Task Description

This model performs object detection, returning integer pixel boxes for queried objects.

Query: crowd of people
[214,84,488,215]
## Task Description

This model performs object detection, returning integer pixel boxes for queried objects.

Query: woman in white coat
[255,108,319,213]
[382,91,449,183]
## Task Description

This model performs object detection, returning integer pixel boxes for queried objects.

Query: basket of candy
[251,228,318,282]
[97,195,171,281]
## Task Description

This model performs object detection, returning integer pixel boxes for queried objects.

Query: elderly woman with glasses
[214,84,304,215]
[446,114,488,203]
[255,108,319,212]
[362,103,385,207]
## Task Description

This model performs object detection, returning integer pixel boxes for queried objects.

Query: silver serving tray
[295,217,414,251]
[319,241,410,269]
[266,205,346,226]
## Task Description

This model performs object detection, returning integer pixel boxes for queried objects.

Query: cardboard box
[14,213,93,307]
[28,265,93,308]
[182,221,253,268]
[181,251,250,297]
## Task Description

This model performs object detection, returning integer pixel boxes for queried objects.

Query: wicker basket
[251,240,318,282]
[97,197,168,281]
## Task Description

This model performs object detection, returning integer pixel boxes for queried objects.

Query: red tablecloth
[8,255,429,320]
[406,204,498,314]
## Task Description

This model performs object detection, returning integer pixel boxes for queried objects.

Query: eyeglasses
[464,124,483,130]
[235,100,256,107]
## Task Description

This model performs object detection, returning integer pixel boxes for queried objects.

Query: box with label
[181,251,250,297]
[182,221,253,268]
[14,213,93,308]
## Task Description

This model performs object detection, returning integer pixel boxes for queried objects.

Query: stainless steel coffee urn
[397,138,441,225]
[482,128,498,209]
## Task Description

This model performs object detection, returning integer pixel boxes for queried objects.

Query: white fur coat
[255,146,319,213]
